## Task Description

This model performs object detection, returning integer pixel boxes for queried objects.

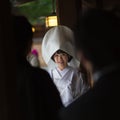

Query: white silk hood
[41,25,80,69]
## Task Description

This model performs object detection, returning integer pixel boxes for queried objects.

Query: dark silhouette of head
[75,9,120,70]
[12,15,33,59]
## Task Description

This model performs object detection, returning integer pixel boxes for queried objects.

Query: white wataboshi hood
[41,25,80,70]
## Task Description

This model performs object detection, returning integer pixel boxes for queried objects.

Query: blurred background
[1,0,120,120]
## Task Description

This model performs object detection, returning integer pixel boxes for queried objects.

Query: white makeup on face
[54,53,68,70]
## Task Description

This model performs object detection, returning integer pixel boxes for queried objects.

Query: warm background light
[32,27,35,32]
[45,16,58,28]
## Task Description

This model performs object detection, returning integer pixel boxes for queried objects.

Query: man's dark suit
[17,58,63,120]
[59,66,119,120]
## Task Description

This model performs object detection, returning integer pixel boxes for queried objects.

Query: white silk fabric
[41,25,80,70]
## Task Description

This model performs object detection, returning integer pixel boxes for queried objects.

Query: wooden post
[56,0,82,29]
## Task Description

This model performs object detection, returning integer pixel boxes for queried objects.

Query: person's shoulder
[31,66,50,76]
[68,66,79,73]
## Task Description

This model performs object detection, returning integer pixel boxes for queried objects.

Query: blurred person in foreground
[12,15,63,120]
[59,9,120,120]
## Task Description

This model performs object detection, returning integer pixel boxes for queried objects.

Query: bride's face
[53,52,68,70]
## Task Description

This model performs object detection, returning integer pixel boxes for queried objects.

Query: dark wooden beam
[56,0,82,29]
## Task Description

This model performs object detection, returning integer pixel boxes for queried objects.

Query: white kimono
[41,25,88,106]
[50,66,83,107]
